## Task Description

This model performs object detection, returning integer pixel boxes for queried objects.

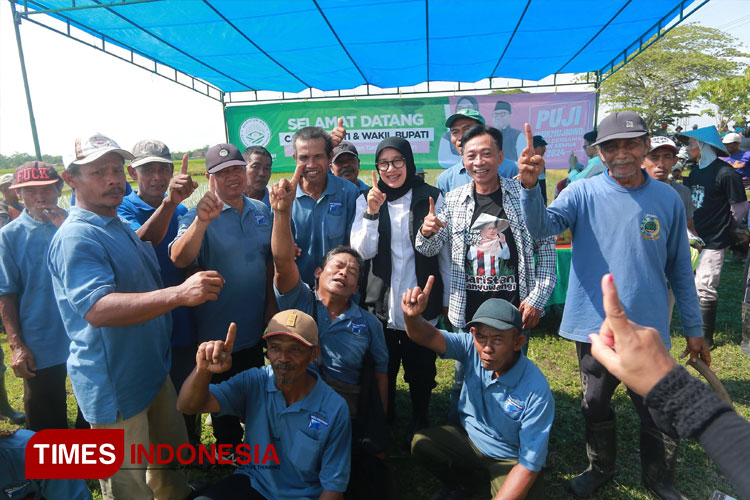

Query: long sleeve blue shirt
[520,170,702,347]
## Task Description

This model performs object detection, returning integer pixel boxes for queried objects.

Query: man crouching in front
[403,276,553,500]
[177,312,351,500]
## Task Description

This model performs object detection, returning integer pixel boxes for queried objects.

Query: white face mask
[697,141,717,169]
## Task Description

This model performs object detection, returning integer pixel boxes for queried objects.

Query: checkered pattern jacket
[415,177,557,328]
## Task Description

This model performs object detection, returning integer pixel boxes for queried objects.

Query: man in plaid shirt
[415,124,556,423]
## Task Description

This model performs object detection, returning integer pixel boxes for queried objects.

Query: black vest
[363,183,444,323]
[502,126,522,160]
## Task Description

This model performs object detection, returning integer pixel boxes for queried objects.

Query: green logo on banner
[239,118,271,147]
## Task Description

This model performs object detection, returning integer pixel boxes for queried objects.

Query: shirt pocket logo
[328,202,343,216]
[254,213,267,226]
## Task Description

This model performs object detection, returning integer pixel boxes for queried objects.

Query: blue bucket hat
[677,126,729,156]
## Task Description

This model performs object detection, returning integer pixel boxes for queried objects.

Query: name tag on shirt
[328,202,343,216]
[309,412,329,430]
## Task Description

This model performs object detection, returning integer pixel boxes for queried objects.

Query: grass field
[2,167,748,499]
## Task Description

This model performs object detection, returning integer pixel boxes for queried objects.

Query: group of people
[0,105,749,500]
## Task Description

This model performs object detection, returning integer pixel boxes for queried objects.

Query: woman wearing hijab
[351,137,450,440]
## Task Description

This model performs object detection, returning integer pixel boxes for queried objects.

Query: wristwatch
[363,212,379,220]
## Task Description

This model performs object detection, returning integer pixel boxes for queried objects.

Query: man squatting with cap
[170,143,276,454]
[437,108,519,196]
[116,140,201,443]
[177,312,351,500]
[679,127,748,349]
[518,112,707,499]
[0,162,79,431]
[47,134,224,499]
[402,276,553,500]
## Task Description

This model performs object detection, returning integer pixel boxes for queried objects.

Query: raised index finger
[208,174,217,194]
[224,322,236,352]
[290,161,304,190]
[428,196,435,215]
[601,274,630,335]
[524,123,534,150]
[371,169,378,187]
[337,117,344,129]
[180,154,188,175]
[422,274,435,297]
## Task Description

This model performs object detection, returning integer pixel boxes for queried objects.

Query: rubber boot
[569,413,617,497]
[0,364,25,425]
[640,426,688,500]
[699,300,718,348]
[741,302,750,356]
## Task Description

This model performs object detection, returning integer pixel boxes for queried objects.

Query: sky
[1,0,749,157]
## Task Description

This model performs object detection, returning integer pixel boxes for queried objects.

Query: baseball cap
[466,298,522,332]
[67,133,134,168]
[648,136,679,154]
[263,309,318,347]
[533,135,547,147]
[205,143,246,174]
[0,174,14,189]
[445,108,485,128]
[332,141,359,162]
[722,132,742,145]
[11,161,62,190]
[592,111,648,146]
[131,140,174,168]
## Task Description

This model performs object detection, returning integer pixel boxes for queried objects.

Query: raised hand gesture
[366,170,386,215]
[196,175,222,222]
[330,117,346,148]
[517,123,546,189]
[419,197,446,237]
[196,322,236,374]
[179,270,225,306]
[168,154,198,205]
[402,275,434,319]
[39,206,67,227]
[270,162,302,213]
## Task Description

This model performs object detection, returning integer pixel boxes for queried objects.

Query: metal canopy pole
[10,1,42,160]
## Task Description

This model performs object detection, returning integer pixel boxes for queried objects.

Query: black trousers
[194,473,267,500]
[576,342,676,437]
[385,327,437,428]
[211,343,265,447]
[170,343,200,444]
[23,362,87,431]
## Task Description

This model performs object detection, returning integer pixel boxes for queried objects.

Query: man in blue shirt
[171,143,276,452]
[330,141,370,196]
[49,133,224,500]
[403,277,552,500]
[437,109,519,195]
[290,127,359,288]
[518,113,707,499]
[177,313,351,500]
[0,162,73,431]
[242,146,273,208]
[117,139,199,443]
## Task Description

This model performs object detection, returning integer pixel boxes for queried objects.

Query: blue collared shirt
[437,159,519,195]
[291,174,358,287]
[0,211,69,370]
[210,365,351,499]
[275,279,388,385]
[442,331,554,472]
[260,187,271,208]
[171,196,272,350]
[47,207,171,424]
[355,179,370,196]
[117,192,195,347]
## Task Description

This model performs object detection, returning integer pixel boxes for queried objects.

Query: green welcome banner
[225,92,596,172]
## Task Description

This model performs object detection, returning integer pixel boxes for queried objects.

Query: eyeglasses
[376,157,405,171]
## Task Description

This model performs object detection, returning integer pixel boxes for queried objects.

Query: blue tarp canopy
[14,0,705,95]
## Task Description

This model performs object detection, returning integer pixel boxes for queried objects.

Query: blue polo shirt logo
[351,321,366,334]
[328,202,343,216]
[504,396,524,413]
[309,412,329,430]
[254,213,267,225]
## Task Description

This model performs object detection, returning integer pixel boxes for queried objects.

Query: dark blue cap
[466,299,522,332]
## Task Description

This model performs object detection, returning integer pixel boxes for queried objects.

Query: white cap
[722,132,742,144]
[65,133,134,168]
[649,136,678,153]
